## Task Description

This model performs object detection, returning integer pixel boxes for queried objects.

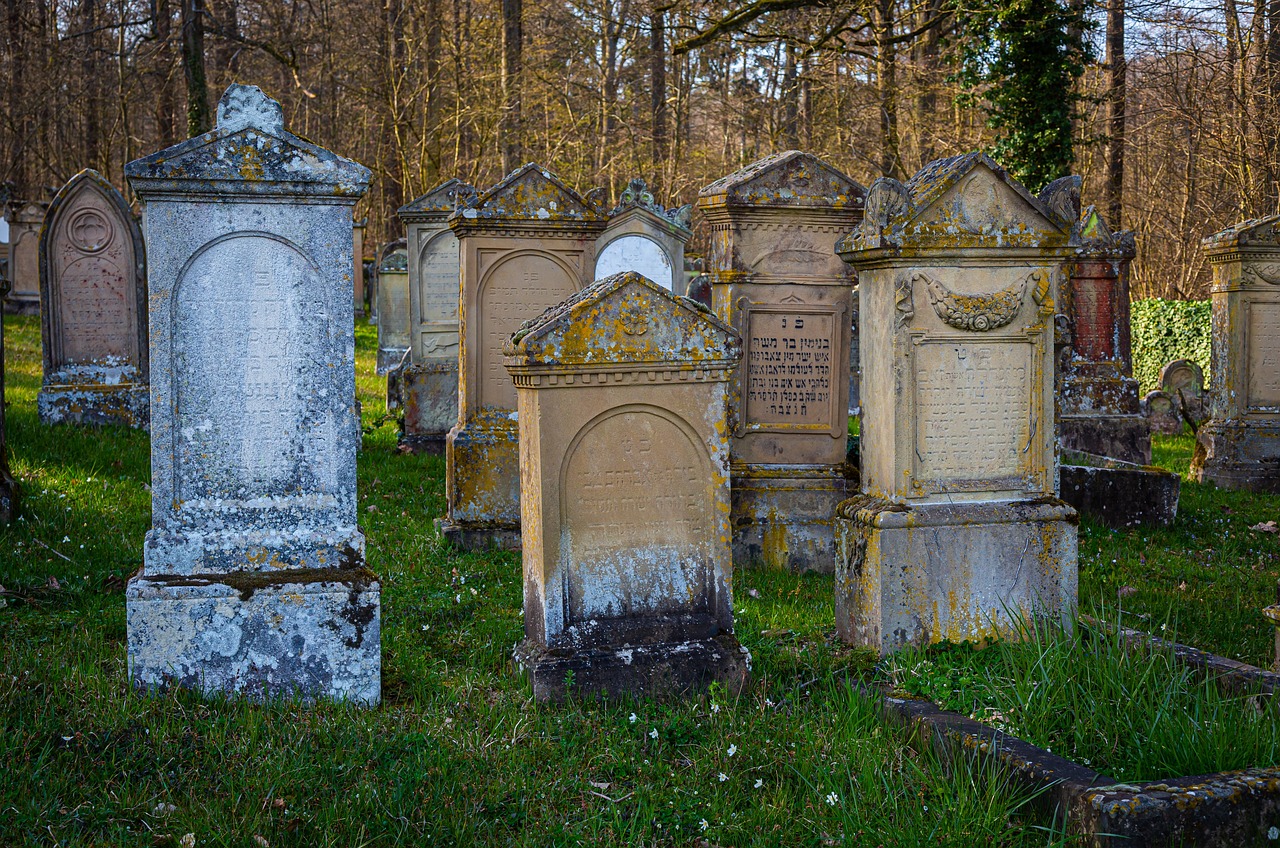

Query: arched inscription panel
[561,406,712,623]
[174,234,331,500]
[478,252,577,409]
[596,235,672,289]
[416,229,461,358]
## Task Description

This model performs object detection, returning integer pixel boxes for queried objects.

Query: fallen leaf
[366,505,379,513]
[1177,581,1187,591]
[45,576,61,590]
[589,781,611,791]
[1117,586,1137,598]
[180,835,195,848]
[253,836,270,848]
[747,588,761,599]
[1250,521,1278,534]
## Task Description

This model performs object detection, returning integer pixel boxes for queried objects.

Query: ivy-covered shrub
[1130,298,1212,393]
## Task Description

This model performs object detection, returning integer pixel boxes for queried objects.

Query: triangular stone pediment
[126,84,370,196]
[905,154,1062,235]
[507,271,739,367]
[457,163,602,223]
[399,178,477,217]
[698,151,866,211]
[1203,212,1280,251]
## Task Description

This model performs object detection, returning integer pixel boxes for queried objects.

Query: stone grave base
[400,361,458,455]
[514,632,750,702]
[3,295,39,315]
[1059,413,1151,466]
[1191,420,1280,493]
[126,569,381,705]
[834,495,1078,655]
[1060,450,1180,529]
[37,382,149,428]
[730,465,849,574]
[443,422,521,549]
[376,346,408,375]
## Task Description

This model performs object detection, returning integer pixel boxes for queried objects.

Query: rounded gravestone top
[1142,390,1175,415]
[1160,359,1205,397]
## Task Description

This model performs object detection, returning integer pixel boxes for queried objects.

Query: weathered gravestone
[698,151,865,573]
[1058,206,1149,464]
[1160,358,1207,425]
[5,200,44,314]
[1142,390,1183,435]
[505,271,747,701]
[375,241,409,374]
[37,170,148,428]
[123,83,380,704]
[440,163,606,551]
[849,290,861,416]
[1191,216,1280,492]
[834,153,1078,654]
[397,178,475,453]
[595,178,692,294]
[0,270,17,522]
[352,216,366,317]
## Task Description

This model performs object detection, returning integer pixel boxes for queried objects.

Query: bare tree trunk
[649,6,667,189]
[1105,0,1126,226]
[423,0,441,185]
[1266,0,1280,208]
[181,0,210,136]
[81,0,102,172]
[6,0,27,193]
[211,0,238,80]
[500,0,522,174]
[875,0,901,178]
[155,0,178,147]
[916,0,942,165]
[782,40,799,149]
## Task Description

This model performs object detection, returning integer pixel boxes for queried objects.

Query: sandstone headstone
[1191,217,1280,492]
[352,216,367,316]
[698,151,865,572]
[835,152,1078,654]
[1058,206,1149,463]
[4,200,45,314]
[505,271,747,700]
[375,241,409,374]
[441,163,606,550]
[1160,358,1207,425]
[123,83,380,704]
[1141,390,1183,435]
[37,170,148,428]
[397,179,476,453]
[595,178,692,294]
[849,290,861,416]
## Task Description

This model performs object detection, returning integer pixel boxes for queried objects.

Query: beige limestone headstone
[1058,205,1149,464]
[505,271,746,701]
[6,200,45,314]
[397,179,476,453]
[1191,216,1280,492]
[595,178,692,294]
[698,151,865,573]
[835,152,1079,654]
[353,216,367,316]
[440,164,606,550]
[37,170,148,427]
[375,241,409,374]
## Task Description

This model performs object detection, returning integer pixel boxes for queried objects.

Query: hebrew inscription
[914,341,1031,486]
[418,229,460,326]
[1070,275,1115,360]
[1248,303,1280,408]
[745,310,835,427]
[479,253,577,410]
[563,409,710,622]
[175,234,328,499]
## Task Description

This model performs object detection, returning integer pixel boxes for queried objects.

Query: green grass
[879,615,1280,784]
[1,315,1067,847]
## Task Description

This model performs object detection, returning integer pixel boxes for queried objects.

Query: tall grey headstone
[124,84,380,704]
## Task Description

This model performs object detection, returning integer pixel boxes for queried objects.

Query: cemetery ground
[2,315,1278,846]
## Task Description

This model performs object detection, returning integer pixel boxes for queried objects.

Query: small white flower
[455,594,461,603]
[718,772,728,782]
[727,744,737,757]
[649,728,658,739]
[825,792,839,806]
[699,819,709,832]
[711,703,720,713]
[62,536,70,543]
[629,713,637,723]
[1269,826,1279,841]
[180,836,195,848]
[754,778,764,789]
[765,698,774,707]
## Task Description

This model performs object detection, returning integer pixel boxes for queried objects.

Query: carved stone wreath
[918,272,1029,332]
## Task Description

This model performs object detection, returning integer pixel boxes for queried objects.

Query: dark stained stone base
[1060,451,1180,529]
[1192,420,1280,494]
[2,296,39,315]
[514,632,750,703]
[434,517,521,552]
[397,432,446,455]
[730,465,850,574]
[37,383,149,429]
[1059,413,1151,466]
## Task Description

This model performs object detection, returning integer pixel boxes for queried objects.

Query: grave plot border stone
[123,83,379,705]
[1059,206,1150,464]
[1059,450,1180,528]
[698,150,866,574]
[397,178,476,454]
[37,169,149,428]
[1192,215,1280,493]
[439,163,606,552]
[504,271,747,702]
[595,177,693,294]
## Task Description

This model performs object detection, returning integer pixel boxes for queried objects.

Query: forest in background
[3,0,1279,299]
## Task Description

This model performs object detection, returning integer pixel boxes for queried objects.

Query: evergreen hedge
[1129,298,1212,393]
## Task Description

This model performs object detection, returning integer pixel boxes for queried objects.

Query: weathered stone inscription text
[745,310,834,427]
[1248,302,1280,408]
[479,254,576,409]
[1071,275,1115,360]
